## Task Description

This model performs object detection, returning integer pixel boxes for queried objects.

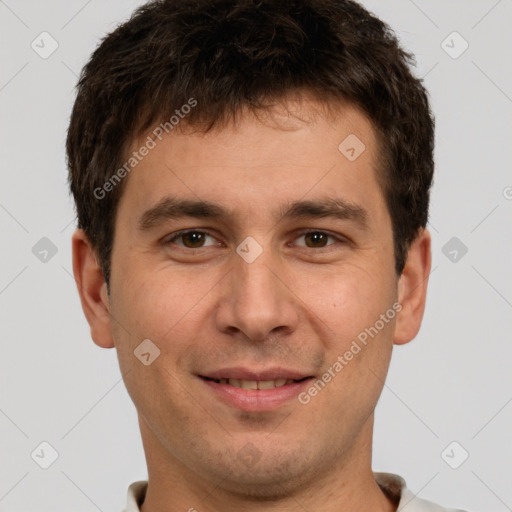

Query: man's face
[102,99,401,493]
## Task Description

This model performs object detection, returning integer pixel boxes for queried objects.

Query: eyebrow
[138,196,368,231]
[277,198,368,228]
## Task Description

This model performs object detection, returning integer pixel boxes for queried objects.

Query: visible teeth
[258,380,276,390]
[240,379,258,390]
[219,378,296,389]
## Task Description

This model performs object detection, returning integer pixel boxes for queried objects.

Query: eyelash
[163,229,345,250]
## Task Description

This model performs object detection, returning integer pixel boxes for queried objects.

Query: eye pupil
[305,232,328,247]
[183,232,205,248]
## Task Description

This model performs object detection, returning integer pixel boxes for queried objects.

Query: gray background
[1,0,511,510]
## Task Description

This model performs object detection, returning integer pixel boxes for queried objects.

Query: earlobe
[394,229,432,346]
[72,229,115,348]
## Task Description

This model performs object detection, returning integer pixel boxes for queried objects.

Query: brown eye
[293,231,339,249]
[181,231,206,248]
[166,230,218,249]
[303,232,330,248]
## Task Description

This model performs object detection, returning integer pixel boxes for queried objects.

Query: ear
[72,229,115,348]
[394,229,432,346]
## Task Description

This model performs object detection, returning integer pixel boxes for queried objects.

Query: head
[68,0,433,500]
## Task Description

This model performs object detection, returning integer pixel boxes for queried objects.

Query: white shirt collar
[123,472,467,512]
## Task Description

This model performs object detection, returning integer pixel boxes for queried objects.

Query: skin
[72,95,431,512]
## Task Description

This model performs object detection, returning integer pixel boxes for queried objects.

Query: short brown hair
[66,0,434,285]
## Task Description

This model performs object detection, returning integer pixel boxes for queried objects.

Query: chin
[202,446,319,500]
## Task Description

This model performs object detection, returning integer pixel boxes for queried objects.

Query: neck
[138,415,397,512]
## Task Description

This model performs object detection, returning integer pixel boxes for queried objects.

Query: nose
[215,247,300,342]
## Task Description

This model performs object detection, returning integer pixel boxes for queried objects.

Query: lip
[200,367,311,381]
[198,368,314,412]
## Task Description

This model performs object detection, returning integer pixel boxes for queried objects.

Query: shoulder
[121,481,148,512]
[374,472,469,512]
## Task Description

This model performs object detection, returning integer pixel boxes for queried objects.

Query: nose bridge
[237,252,280,307]
[216,243,298,341]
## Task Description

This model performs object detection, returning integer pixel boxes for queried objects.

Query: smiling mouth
[201,376,311,390]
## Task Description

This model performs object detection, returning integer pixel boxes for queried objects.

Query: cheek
[109,272,204,412]
[111,265,219,355]
[292,264,396,340]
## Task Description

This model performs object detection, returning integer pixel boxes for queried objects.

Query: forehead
[128,94,378,166]
[117,97,385,223]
